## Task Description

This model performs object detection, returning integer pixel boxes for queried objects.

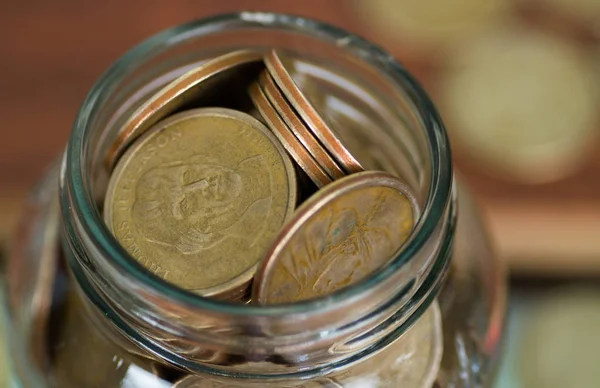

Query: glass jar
[2,12,506,388]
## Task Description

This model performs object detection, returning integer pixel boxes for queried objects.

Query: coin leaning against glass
[248,81,332,188]
[259,70,346,181]
[252,170,416,305]
[105,50,264,171]
[104,107,298,299]
[265,49,364,174]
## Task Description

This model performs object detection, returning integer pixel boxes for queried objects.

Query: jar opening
[62,12,453,317]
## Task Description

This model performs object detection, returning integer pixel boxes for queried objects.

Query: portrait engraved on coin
[132,154,271,255]
[254,171,415,304]
[105,108,297,297]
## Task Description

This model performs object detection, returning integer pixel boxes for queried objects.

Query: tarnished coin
[259,70,346,181]
[253,171,415,304]
[105,50,263,171]
[265,50,363,174]
[104,107,297,298]
[249,81,332,188]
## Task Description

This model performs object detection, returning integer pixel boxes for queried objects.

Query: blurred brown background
[2,0,599,277]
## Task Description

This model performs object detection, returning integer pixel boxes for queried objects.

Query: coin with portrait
[104,108,297,298]
[253,171,416,304]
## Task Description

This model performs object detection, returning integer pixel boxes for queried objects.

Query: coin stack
[103,49,417,305]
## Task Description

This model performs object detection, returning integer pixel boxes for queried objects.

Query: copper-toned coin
[265,50,363,174]
[249,82,331,188]
[105,50,264,171]
[259,71,346,181]
[253,171,416,304]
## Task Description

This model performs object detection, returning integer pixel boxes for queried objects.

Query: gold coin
[104,107,297,297]
[259,70,346,181]
[253,171,415,304]
[105,50,263,171]
[265,50,364,175]
[249,81,332,188]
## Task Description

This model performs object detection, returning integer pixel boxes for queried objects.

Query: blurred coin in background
[438,24,599,183]
[519,287,600,388]
[352,0,509,56]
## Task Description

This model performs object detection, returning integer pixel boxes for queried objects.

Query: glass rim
[65,11,453,317]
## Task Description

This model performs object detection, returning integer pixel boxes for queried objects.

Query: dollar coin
[253,171,415,304]
[104,107,297,298]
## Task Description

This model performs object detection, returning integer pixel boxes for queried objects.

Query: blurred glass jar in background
[2,13,505,387]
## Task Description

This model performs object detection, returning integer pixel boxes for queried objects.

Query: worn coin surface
[253,171,415,304]
[265,50,363,175]
[104,107,297,297]
[249,81,332,188]
[105,50,263,171]
[260,70,346,181]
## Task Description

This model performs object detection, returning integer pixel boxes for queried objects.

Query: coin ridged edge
[249,82,332,188]
[265,50,363,174]
[260,71,346,181]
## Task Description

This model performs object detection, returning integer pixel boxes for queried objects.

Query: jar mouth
[64,12,452,316]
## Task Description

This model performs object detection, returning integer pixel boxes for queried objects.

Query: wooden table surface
[2,1,599,275]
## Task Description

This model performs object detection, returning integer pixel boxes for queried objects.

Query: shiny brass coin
[105,50,263,171]
[253,171,415,304]
[259,71,346,181]
[104,107,297,297]
[249,82,331,188]
[265,50,363,174]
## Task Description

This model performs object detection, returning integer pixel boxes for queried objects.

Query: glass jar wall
[2,13,505,387]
